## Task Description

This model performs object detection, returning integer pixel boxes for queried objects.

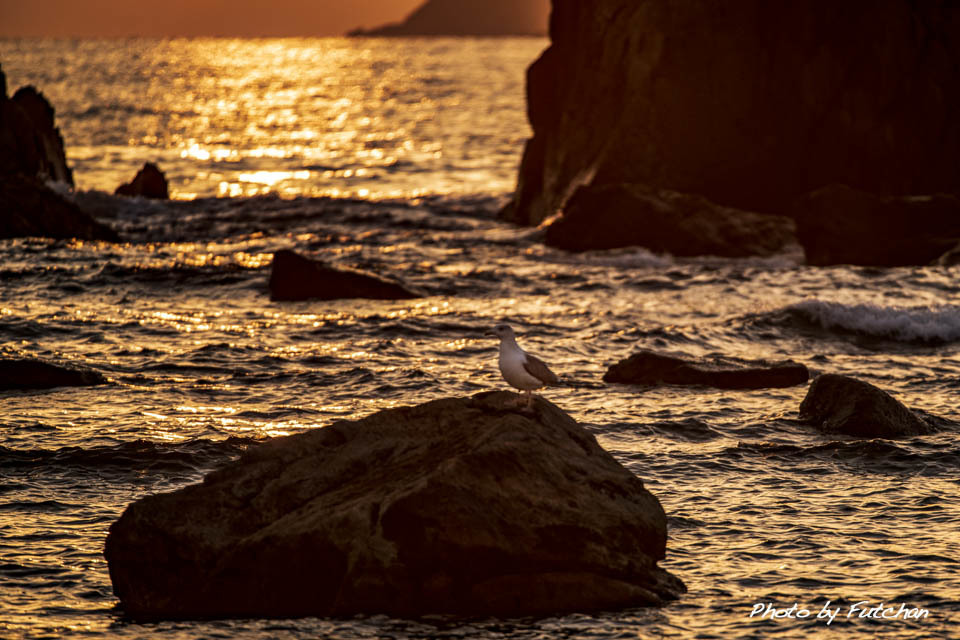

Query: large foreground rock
[794,184,960,266]
[349,0,548,36]
[269,249,419,301]
[799,374,937,437]
[104,391,684,619]
[0,358,107,391]
[546,183,795,256]
[504,1,960,226]
[604,350,808,389]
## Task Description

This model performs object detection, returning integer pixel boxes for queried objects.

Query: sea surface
[1,38,959,640]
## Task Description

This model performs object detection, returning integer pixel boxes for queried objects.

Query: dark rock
[545,183,795,256]
[269,249,419,301]
[799,374,937,437]
[794,184,960,266]
[604,350,809,389]
[0,74,73,185]
[349,0,548,36]
[0,173,119,241]
[0,358,107,391]
[505,1,960,226]
[0,64,116,241]
[115,162,169,199]
[104,391,684,619]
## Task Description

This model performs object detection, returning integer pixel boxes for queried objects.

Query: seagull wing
[523,352,559,386]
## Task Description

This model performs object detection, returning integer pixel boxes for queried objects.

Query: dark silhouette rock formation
[104,391,685,619]
[0,64,116,240]
[0,358,107,391]
[799,374,938,437]
[794,184,960,266]
[604,350,808,390]
[546,183,795,255]
[268,249,420,301]
[115,162,169,199]
[350,0,549,36]
[504,1,960,241]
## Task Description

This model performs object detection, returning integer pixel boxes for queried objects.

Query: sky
[0,0,425,37]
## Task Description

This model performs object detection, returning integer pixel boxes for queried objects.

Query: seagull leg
[526,390,533,408]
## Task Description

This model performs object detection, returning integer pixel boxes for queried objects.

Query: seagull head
[486,323,516,340]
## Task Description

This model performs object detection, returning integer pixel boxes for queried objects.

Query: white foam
[787,299,960,342]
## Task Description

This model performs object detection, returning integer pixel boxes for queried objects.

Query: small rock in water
[799,374,937,437]
[0,358,107,390]
[603,350,809,389]
[268,248,420,301]
[115,162,169,199]
[103,391,685,619]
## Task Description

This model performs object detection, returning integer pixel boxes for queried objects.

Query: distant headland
[348,0,549,37]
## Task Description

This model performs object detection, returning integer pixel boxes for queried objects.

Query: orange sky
[0,0,425,37]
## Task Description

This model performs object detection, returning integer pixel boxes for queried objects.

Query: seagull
[487,323,559,407]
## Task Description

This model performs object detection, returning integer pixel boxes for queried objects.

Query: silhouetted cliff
[350,0,548,37]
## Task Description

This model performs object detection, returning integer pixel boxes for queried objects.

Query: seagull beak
[484,330,496,338]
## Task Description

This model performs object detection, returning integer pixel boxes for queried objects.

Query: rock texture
[350,0,549,36]
[0,64,117,241]
[545,183,795,255]
[269,249,419,301]
[0,174,119,241]
[794,184,960,266]
[504,1,960,227]
[115,162,169,199]
[799,374,937,437]
[604,350,808,389]
[104,391,684,619]
[0,358,107,391]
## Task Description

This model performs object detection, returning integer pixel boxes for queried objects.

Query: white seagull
[487,323,559,407]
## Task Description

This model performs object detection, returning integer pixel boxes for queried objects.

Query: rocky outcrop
[794,184,960,266]
[0,173,119,241]
[0,64,117,241]
[0,358,107,390]
[115,162,169,199]
[349,0,548,36]
[269,249,420,301]
[104,391,684,619]
[799,374,937,437]
[604,350,808,389]
[504,1,960,227]
[545,183,795,255]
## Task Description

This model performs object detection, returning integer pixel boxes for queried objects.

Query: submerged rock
[504,1,960,226]
[604,350,808,389]
[349,0,548,36]
[794,184,960,266]
[545,183,795,256]
[268,249,419,301]
[0,358,107,390]
[115,162,169,199]
[104,391,684,619]
[799,374,937,437]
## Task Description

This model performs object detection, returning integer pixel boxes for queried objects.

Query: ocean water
[2,38,960,640]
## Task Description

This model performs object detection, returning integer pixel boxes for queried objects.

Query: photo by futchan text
[750,601,931,625]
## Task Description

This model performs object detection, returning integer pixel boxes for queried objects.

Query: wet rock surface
[794,184,960,266]
[268,249,420,301]
[104,391,684,619]
[604,350,809,389]
[545,183,796,256]
[799,374,939,438]
[0,358,108,391]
